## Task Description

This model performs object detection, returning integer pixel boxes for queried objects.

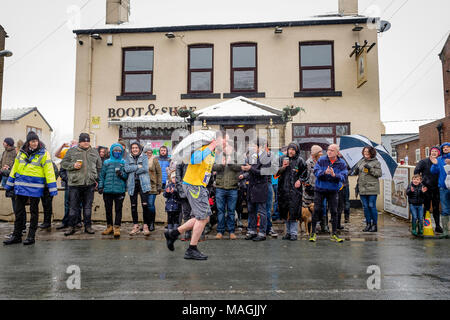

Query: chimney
[338,0,359,16]
[106,0,130,25]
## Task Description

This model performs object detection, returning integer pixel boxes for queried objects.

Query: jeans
[247,201,267,236]
[130,181,150,225]
[148,193,157,224]
[272,184,280,220]
[62,186,81,226]
[360,195,378,224]
[312,190,338,234]
[286,220,298,236]
[68,184,95,228]
[266,184,273,232]
[410,204,424,224]
[215,188,238,234]
[440,188,450,216]
[103,193,125,226]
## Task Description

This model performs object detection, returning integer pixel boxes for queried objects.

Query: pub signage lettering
[108,104,197,118]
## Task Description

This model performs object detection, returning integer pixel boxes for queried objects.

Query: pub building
[73,0,390,159]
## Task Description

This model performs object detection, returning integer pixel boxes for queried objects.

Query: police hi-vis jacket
[5,146,58,198]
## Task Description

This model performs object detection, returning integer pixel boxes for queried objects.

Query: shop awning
[108,114,189,129]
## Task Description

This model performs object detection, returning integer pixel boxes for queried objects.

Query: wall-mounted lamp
[274,26,283,34]
[165,32,175,39]
[0,50,13,57]
[90,33,102,40]
[352,24,363,32]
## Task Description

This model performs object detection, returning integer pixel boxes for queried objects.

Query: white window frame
[415,149,421,163]
[425,147,430,158]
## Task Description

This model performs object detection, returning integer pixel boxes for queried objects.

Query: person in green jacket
[99,143,128,238]
[353,146,382,232]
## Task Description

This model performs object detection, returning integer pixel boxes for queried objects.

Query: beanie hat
[3,137,14,147]
[26,131,40,143]
[143,144,153,154]
[311,145,323,156]
[79,133,90,143]
[430,146,440,156]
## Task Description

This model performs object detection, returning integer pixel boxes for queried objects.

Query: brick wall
[394,138,421,165]
[0,25,6,116]
[440,36,450,117]
[419,116,450,158]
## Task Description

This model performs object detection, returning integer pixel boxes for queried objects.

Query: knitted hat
[143,144,153,154]
[310,145,323,156]
[430,146,440,156]
[79,133,90,143]
[26,131,39,143]
[3,137,14,147]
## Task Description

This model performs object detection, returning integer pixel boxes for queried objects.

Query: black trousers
[103,193,125,226]
[68,184,95,227]
[41,187,54,224]
[423,188,441,228]
[130,182,150,225]
[179,197,192,224]
[14,195,40,238]
[167,211,180,225]
[312,190,339,234]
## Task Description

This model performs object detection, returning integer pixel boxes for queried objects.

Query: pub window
[122,47,154,95]
[231,43,257,92]
[299,41,334,91]
[188,44,213,93]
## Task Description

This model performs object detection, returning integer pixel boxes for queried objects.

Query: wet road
[0,238,449,300]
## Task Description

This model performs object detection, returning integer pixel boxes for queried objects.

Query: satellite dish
[379,20,391,33]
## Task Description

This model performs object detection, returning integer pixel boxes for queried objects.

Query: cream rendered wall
[74,23,382,147]
[0,110,52,151]
[73,23,384,212]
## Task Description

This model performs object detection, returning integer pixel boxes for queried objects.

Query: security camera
[78,40,84,45]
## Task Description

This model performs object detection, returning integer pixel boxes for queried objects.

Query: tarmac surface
[1,210,449,300]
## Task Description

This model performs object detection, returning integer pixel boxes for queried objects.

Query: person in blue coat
[309,144,348,243]
[125,141,152,236]
[158,146,171,189]
[99,143,128,238]
[430,142,450,238]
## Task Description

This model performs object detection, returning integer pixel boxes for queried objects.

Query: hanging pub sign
[357,48,368,88]
[108,104,197,118]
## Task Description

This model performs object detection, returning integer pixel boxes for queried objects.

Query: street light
[0,50,13,57]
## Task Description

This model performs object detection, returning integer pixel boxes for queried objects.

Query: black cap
[79,133,91,143]
[3,137,14,147]
[26,131,39,143]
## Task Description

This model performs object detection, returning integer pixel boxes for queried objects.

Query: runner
[164,134,221,260]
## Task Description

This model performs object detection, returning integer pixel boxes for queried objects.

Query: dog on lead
[300,203,313,235]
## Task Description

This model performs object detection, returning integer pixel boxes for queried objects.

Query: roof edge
[73,17,372,35]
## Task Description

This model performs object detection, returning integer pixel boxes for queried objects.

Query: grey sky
[1,0,449,145]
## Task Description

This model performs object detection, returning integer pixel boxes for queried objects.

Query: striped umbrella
[339,134,398,179]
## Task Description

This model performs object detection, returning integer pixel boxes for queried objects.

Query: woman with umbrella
[353,146,382,232]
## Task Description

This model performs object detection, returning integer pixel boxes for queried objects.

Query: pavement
[1,209,449,300]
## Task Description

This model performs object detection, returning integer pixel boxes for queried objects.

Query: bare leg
[178,217,196,234]
[190,218,209,246]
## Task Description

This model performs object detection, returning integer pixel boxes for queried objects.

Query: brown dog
[300,203,314,235]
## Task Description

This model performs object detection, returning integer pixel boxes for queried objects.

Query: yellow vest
[183,145,216,187]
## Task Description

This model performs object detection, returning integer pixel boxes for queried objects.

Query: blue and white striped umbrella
[339,134,398,180]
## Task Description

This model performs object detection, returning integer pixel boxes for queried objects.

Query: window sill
[223,92,266,98]
[116,94,156,101]
[180,93,221,99]
[294,91,342,97]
